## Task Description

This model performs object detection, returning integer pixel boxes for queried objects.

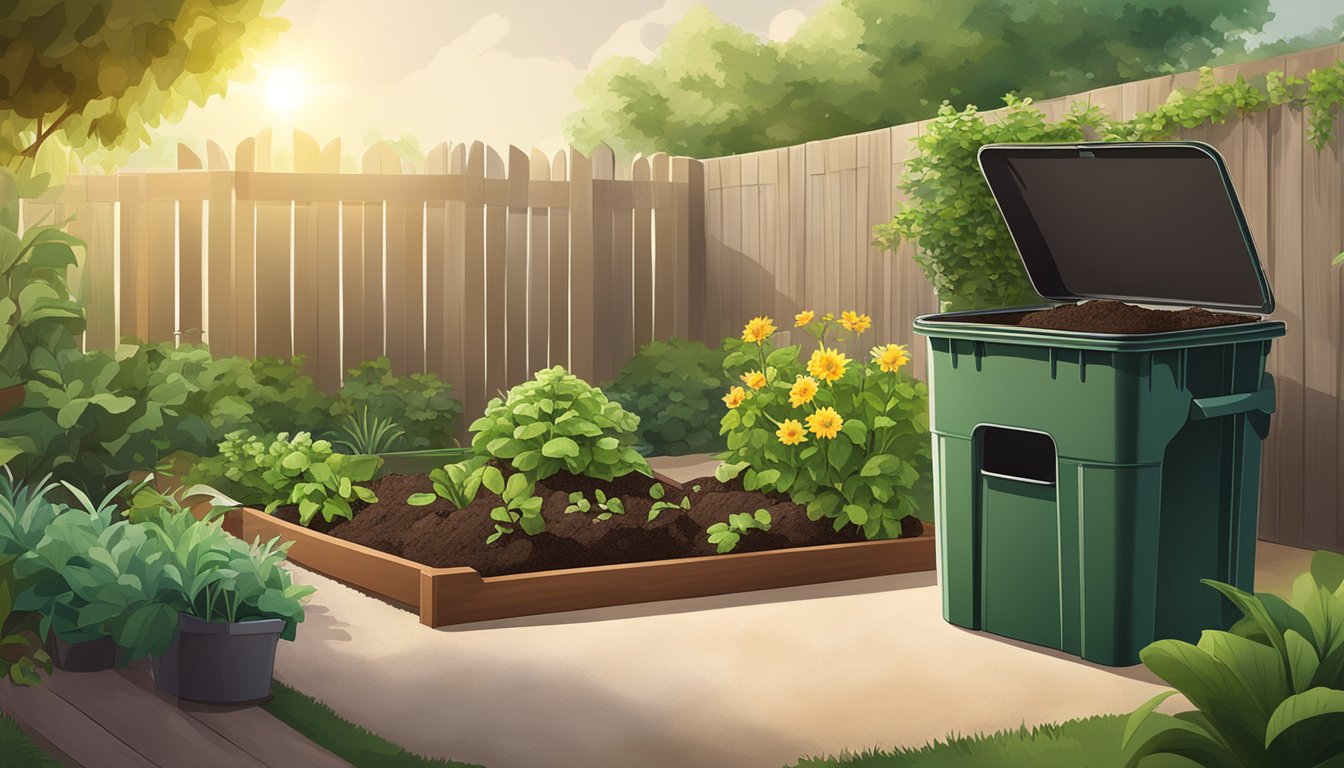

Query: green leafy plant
[140,507,314,640]
[408,456,490,510]
[0,557,49,687]
[481,468,542,544]
[332,407,405,456]
[1122,550,1344,767]
[875,63,1344,312]
[603,338,729,456]
[707,509,771,554]
[647,482,689,522]
[333,358,462,450]
[0,181,83,395]
[0,474,178,665]
[469,366,650,484]
[14,485,179,663]
[718,312,932,540]
[208,432,381,526]
[565,489,626,521]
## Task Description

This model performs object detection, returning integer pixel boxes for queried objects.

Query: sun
[264,68,307,114]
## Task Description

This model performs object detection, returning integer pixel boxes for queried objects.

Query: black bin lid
[977,142,1274,314]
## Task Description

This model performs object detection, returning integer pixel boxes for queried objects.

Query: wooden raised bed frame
[219,473,936,627]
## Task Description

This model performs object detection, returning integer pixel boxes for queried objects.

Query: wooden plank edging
[235,497,936,628]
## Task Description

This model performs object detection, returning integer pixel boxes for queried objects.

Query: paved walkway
[0,661,349,768]
[265,455,1318,768]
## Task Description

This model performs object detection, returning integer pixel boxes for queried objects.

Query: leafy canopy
[0,0,288,173]
[566,0,1274,157]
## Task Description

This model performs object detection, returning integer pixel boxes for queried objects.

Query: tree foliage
[0,0,288,174]
[566,0,1276,158]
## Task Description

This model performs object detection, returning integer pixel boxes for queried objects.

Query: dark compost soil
[274,466,924,577]
[954,300,1254,334]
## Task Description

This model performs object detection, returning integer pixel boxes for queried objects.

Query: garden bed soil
[275,466,923,578]
[957,300,1254,334]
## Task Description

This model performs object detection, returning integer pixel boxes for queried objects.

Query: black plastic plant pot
[46,634,117,672]
[152,613,285,704]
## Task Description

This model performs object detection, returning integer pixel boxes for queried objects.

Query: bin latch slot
[978,426,1057,486]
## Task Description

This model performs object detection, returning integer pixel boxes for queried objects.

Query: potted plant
[140,506,313,704]
[2,477,178,671]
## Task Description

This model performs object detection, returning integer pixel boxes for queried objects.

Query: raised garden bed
[233,468,935,627]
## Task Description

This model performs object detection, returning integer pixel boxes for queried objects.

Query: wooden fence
[26,131,704,429]
[21,42,1344,552]
[698,42,1344,553]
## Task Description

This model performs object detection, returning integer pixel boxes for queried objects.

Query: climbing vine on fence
[874,62,1344,312]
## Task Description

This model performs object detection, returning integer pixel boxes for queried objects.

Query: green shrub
[0,183,84,395]
[0,558,49,687]
[333,358,461,450]
[717,311,931,540]
[706,509,771,554]
[1123,550,1344,767]
[11,480,179,663]
[603,338,729,456]
[874,65,1344,312]
[207,432,381,526]
[469,366,649,483]
[140,506,314,640]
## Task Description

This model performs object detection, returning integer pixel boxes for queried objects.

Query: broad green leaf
[1284,629,1322,693]
[541,437,580,458]
[1265,687,1344,747]
[407,493,437,506]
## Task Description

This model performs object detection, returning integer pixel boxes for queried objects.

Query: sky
[160,0,1336,166]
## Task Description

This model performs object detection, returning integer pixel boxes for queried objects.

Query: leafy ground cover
[793,716,1126,768]
[0,709,61,767]
[265,681,481,768]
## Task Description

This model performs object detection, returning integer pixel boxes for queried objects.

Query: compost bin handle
[1189,374,1276,435]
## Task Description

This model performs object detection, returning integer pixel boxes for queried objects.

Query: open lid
[977,142,1274,314]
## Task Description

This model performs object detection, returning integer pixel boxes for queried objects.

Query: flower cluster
[716,310,931,540]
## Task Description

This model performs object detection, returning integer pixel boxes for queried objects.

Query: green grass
[793,715,1127,768]
[0,709,63,768]
[264,681,482,768]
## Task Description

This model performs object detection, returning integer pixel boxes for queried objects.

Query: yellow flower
[723,386,747,409]
[776,419,807,446]
[806,347,850,383]
[794,310,815,327]
[741,316,777,345]
[789,376,818,407]
[741,370,767,390]
[806,407,843,440]
[840,311,872,334]
[871,343,911,373]
[821,312,835,322]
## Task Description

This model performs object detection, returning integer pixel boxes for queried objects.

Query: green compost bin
[913,142,1287,666]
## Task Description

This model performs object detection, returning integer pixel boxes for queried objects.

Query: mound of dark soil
[275,467,923,577]
[958,300,1253,334]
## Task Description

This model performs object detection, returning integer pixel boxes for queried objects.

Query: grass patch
[0,709,62,768]
[264,681,482,768]
[793,715,1126,768]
